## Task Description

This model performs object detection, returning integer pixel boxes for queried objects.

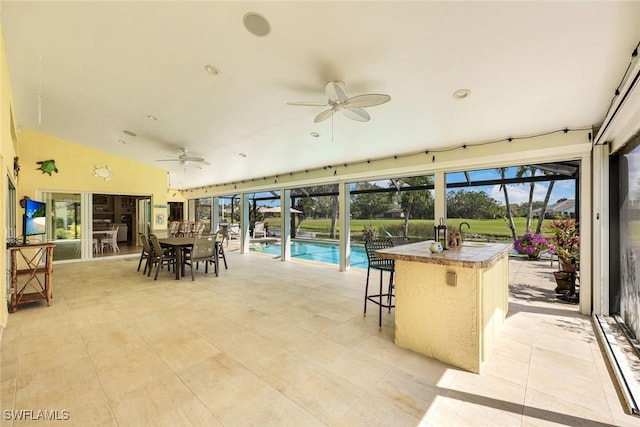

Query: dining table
[158,237,194,280]
[158,236,221,280]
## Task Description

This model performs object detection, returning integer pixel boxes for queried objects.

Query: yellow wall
[1,18,18,329]
[0,13,190,328]
[17,128,168,232]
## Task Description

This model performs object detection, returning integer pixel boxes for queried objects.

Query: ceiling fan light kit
[288,81,391,123]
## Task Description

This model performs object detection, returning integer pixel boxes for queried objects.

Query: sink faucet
[459,222,471,241]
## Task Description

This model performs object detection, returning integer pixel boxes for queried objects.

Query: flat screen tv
[23,199,47,243]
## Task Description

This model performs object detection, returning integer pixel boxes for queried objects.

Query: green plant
[362,223,377,241]
[546,218,579,266]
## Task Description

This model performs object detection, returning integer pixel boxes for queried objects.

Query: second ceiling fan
[287,81,391,123]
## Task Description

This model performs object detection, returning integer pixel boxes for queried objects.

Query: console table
[8,243,55,312]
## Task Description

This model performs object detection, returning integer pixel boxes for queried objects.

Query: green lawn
[264,216,544,242]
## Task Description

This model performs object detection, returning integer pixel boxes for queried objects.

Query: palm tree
[516,166,537,234]
[498,167,518,240]
[535,174,555,234]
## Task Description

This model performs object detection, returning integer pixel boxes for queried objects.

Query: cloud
[488,183,554,205]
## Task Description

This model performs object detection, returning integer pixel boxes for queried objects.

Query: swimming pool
[250,240,369,269]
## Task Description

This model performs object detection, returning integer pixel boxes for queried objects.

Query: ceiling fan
[287,81,391,123]
[156,148,210,168]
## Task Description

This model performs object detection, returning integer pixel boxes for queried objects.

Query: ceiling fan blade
[182,156,205,162]
[287,101,329,107]
[343,107,370,122]
[156,159,181,162]
[345,94,391,108]
[325,81,347,103]
[314,108,334,123]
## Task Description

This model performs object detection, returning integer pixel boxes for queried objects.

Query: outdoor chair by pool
[364,238,395,329]
[229,224,240,241]
[253,221,267,238]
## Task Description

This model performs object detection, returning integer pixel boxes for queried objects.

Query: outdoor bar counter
[376,241,512,373]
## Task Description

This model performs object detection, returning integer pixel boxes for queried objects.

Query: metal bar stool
[364,238,395,329]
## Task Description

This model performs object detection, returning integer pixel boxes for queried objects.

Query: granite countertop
[376,240,512,269]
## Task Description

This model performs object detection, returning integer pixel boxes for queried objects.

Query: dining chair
[137,233,153,274]
[185,234,217,280]
[100,225,120,253]
[168,221,181,237]
[92,237,101,254]
[148,234,177,280]
[214,231,228,271]
[364,238,395,329]
[178,220,193,237]
[193,220,206,237]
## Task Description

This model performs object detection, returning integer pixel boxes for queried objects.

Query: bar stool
[364,238,395,329]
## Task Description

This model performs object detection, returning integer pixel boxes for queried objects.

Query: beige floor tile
[371,367,441,419]
[523,387,616,426]
[1,252,638,426]
[427,390,523,427]
[334,391,422,427]
[150,396,222,427]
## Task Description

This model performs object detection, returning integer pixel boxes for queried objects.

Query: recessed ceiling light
[453,89,471,99]
[204,64,220,75]
[123,130,137,137]
[147,114,158,121]
[243,12,270,37]
[310,132,320,138]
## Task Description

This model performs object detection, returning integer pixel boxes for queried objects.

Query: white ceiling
[2,1,640,189]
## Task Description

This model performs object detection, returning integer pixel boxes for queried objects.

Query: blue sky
[239,166,576,208]
[446,168,576,205]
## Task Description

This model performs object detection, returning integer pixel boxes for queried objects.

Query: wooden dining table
[158,236,221,280]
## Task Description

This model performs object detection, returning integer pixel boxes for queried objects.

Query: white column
[211,196,219,233]
[240,193,250,254]
[434,171,447,228]
[281,189,291,261]
[591,145,608,315]
[339,181,351,272]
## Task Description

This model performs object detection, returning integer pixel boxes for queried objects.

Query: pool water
[251,240,369,269]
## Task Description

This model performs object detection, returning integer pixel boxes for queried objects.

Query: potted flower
[546,218,579,294]
[546,219,580,272]
[513,233,550,260]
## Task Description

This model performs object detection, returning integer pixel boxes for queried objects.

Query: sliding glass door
[41,192,83,261]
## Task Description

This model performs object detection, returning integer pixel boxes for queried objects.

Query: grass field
[263,216,544,242]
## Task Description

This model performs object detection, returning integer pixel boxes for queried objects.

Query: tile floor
[1,248,640,426]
